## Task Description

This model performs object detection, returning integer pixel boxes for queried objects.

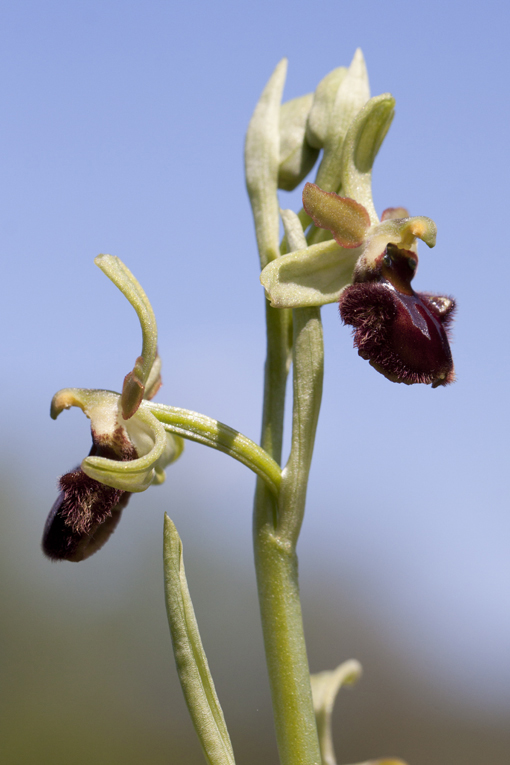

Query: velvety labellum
[42,434,137,562]
[339,244,455,387]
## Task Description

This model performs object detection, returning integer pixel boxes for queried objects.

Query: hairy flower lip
[340,244,455,387]
[42,467,132,563]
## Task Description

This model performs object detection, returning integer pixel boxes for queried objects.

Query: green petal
[278,93,319,191]
[311,660,363,765]
[340,93,396,223]
[164,515,236,765]
[260,239,360,308]
[302,183,370,248]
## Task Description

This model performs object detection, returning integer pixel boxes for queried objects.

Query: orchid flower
[260,94,455,387]
[42,255,183,562]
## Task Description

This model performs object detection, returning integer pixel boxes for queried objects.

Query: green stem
[253,525,321,765]
[146,401,282,497]
[253,299,322,765]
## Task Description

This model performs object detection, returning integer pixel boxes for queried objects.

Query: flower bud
[306,67,348,149]
[278,94,320,191]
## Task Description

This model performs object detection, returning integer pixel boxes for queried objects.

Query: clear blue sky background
[1,0,509,728]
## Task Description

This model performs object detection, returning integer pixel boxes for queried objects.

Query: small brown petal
[302,182,370,248]
[381,206,410,221]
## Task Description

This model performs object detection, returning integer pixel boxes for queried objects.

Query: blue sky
[2,0,510,723]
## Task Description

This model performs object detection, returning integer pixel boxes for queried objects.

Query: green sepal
[163,515,236,765]
[278,93,320,191]
[95,254,158,418]
[260,238,360,308]
[340,93,395,223]
[311,660,363,765]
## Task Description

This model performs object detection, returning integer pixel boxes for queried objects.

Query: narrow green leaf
[163,515,236,765]
[277,210,324,547]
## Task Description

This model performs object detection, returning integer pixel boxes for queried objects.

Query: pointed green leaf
[311,660,362,765]
[163,516,236,765]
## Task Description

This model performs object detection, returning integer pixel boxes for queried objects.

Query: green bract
[51,388,183,492]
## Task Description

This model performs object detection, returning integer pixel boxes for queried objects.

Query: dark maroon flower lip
[42,470,131,562]
[339,243,455,387]
[42,435,138,562]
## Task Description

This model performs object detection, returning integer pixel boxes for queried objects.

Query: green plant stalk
[146,401,282,496]
[253,298,323,765]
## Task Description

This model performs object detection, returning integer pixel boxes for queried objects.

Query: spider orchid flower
[260,93,455,387]
[43,256,183,562]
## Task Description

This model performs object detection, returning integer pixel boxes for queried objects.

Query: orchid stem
[253,299,323,765]
[146,401,282,496]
